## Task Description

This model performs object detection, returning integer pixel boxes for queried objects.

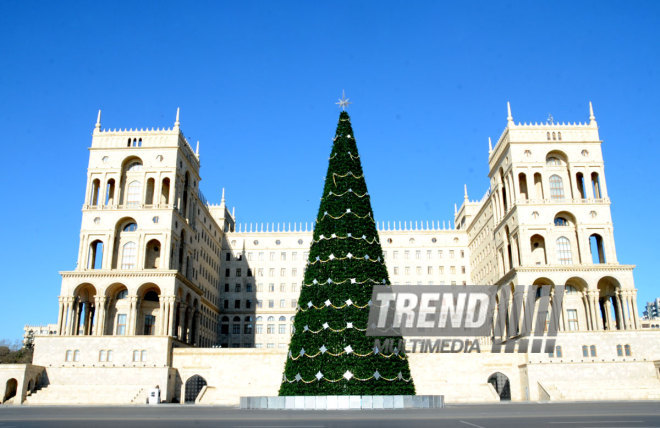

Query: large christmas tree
[279,109,415,396]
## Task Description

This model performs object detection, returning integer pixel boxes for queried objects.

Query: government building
[2,104,660,405]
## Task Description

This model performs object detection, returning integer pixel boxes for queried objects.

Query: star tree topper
[335,90,352,111]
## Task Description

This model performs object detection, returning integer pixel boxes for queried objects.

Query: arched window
[556,237,572,265]
[547,156,561,166]
[576,172,586,199]
[591,172,602,198]
[145,178,155,205]
[557,132,562,140]
[565,285,578,295]
[127,161,142,172]
[90,179,100,205]
[518,173,528,201]
[126,181,142,207]
[552,132,556,140]
[160,178,170,205]
[547,132,551,140]
[549,175,565,200]
[534,173,544,199]
[123,222,137,232]
[116,289,128,300]
[554,217,568,226]
[121,242,137,269]
[589,234,606,264]
[88,240,104,269]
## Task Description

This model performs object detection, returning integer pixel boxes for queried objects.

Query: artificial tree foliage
[279,111,415,396]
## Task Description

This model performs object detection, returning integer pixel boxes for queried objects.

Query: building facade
[4,103,660,405]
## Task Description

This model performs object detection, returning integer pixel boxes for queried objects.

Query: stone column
[167,299,176,338]
[56,297,65,335]
[127,296,139,336]
[94,296,106,335]
[604,299,614,330]
[589,292,601,331]
[186,308,194,344]
[630,292,640,329]
[615,293,625,330]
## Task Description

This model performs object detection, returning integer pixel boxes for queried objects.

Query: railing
[83,203,175,210]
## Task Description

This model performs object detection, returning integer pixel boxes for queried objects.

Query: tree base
[240,395,443,410]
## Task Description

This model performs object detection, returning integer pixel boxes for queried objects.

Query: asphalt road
[0,401,659,428]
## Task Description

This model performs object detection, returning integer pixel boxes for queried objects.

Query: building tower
[457,102,639,334]
[55,110,228,347]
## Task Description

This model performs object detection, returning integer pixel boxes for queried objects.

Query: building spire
[174,107,180,128]
[221,187,226,204]
[195,140,200,157]
[454,203,458,214]
[488,137,493,154]
[95,109,102,131]
[507,101,514,125]
[464,184,468,201]
[589,101,596,124]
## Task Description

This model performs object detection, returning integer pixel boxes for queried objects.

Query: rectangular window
[416,266,422,275]
[281,252,286,261]
[567,309,578,331]
[224,283,230,292]
[236,268,242,277]
[223,300,229,309]
[121,243,137,269]
[255,343,263,348]
[450,250,455,258]
[415,250,421,260]
[256,324,263,334]
[291,283,297,292]
[245,299,252,309]
[624,344,631,356]
[393,251,398,260]
[291,299,297,308]
[232,324,240,334]
[461,266,466,274]
[268,300,274,308]
[404,251,410,260]
[141,350,147,362]
[616,344,623,356]
[267,324,275,334]
[279,299,285,308]
[107,350,113,361]
[427,266,433,275]
[590,345,597,357]
[257,300,263,308]
[258,252,264,261]
[280,268,286,277]
[246,283,253,292]
[280,283,286,292]
[393,267,399,275]
[269,283,275,292]
[66,350,73,362]
[73,350,80,362]
[269,268,275,277]
[450,266,456,274]
[427,250,432,260]
[144,315,156,335]
[116,314,127,335]
[292,252,297,261]
[292,268,297,276]
[555,346,562,358]
[258,268,264,277]
[269,252,275,261]
[225,268,231,277]
[234,300,240,309]
[267,343,274,348]
[133,350,140,362]
[279,324,286,334]
[405,267,410,275]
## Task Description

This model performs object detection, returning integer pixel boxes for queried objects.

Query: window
[616,344,623,356]
[555,346,562,358]
[267,324,275,334]
[99,350,107,362]
[624,344,631,356]
[126,181,142,206]
[582,345,589,357]
[546,156,561,166]
[256,324,263,334]
[234,300,240,309]
[232,324,240,334]
[65,350,73,361]
[549,175,565,200]
[235,284,241,292]
[236,268,242,277]
[107,350,113,361]
[567,309,578,331]
[280,283,286,292]
[554,217,568,226]
[144,315,156,335]
[590,345,597,357]
[246,299,252,309]
[268,300,274,308]
[268,284,275,292]
[246,283,252,292]
[556,237,573,265]
[116,314,127,335]
[279,324,286,334]
[123,222,137,232]
[73,350,80,362]
[280,299,285,308]
[117,290,128,300]
[121,242,137,269]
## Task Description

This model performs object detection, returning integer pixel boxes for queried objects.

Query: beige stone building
[3,103,660,405]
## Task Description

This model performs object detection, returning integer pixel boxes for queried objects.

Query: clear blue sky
[1,1,658,342]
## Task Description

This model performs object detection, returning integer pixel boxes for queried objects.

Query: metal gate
[184,375,207,403]
[487,372,511,401]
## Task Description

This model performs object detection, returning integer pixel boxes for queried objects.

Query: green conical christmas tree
[279,111,415,396]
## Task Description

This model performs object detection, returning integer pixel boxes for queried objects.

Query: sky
[0,1,658,342]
